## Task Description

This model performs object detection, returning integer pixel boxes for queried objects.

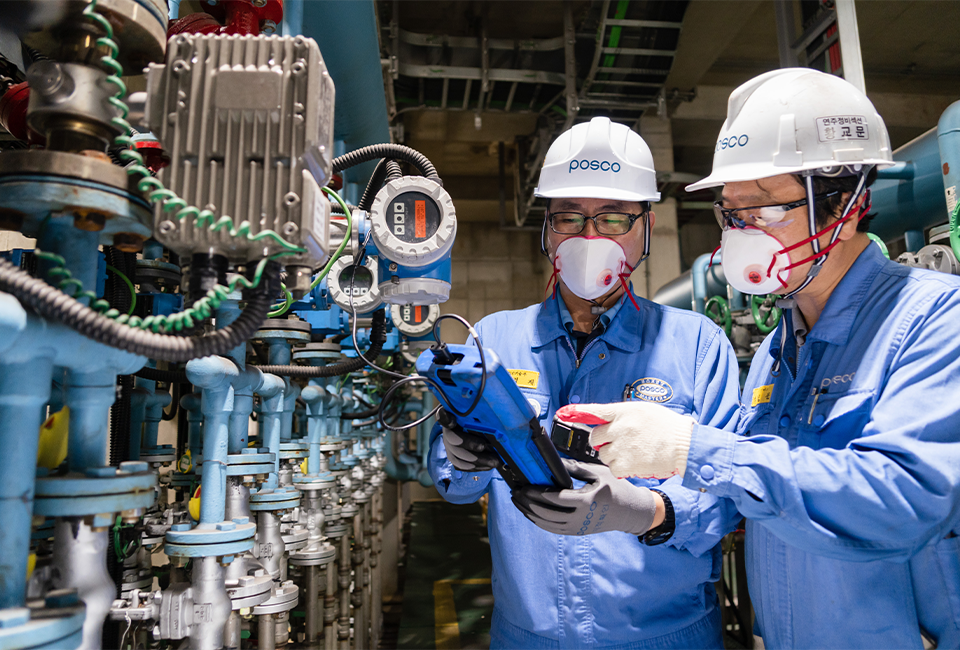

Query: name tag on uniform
[509,369,539,390]
[752,384,774,406]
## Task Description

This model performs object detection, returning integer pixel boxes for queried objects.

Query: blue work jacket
[683,243,960,648]
[428,293,742,647]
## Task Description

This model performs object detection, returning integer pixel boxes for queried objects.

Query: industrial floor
[392,500,494,650]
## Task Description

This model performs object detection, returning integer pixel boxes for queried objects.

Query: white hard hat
[686,68,893,192]
[535,116,661,202]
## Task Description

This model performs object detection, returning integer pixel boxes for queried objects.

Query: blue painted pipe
[653,262,728,312]
[870,127,950,243]
[257,374,285,489]
[65,371,116,472]
[180,392,204,462]
[186,355,239,524]
[937,100,960,261]
[300,0,391,187]
[0,358,54,609]
[300,384,326,476]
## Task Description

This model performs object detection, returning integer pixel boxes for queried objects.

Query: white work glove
[512,459,657,536]
[555,402,695,479]
[437,408,500,472]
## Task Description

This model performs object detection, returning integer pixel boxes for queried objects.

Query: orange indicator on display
[415,200,426,238]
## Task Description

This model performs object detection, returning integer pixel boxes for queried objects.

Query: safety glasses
[548,211,645,236]
[713,191,838,229]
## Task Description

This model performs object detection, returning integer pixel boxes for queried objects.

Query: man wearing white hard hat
[428,116,743,648]
[550,70,960,647]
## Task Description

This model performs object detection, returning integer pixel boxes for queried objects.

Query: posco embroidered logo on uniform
[715,134,749,151]
[569,160,621,173]
[629,378,674,403]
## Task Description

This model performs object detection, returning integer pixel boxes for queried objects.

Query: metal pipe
[325,559,338,649]
[190,556,232,650]
[257,511,285,578]
[259,614,277,650]
[53,517,115,650]
[0,354,53,609]
[306,565,320,643]
[338,534,351,650]
[223,611,242,650]
[181,391,204,461]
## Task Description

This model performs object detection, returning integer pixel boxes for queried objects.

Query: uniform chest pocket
[737,402,774,436]
[798,389,875,450]
[518,389,551,422]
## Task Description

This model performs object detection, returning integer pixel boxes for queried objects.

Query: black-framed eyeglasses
[547,211,645,236]
[713,191,838,229]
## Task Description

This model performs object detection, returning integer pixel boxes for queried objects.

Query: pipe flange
[225,449,276,477]
[323,523,350,538]
[278,442,309,460]
[140,445,177,464]
[254,318,313,343]
[289,542,336,566]
[33,462,158,517]
[293,475,336,491]
[293,342,343,361]
[280,525,309,551]
[0,594,86,650]
[120,576,153,593]
[340,504,359,518]
[164,518,256,558]
[249,486,301,511]
[169,472,196,488]
[226,573,274,610]
[252,582,299,615]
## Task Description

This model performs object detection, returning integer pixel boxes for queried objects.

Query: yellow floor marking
[433,578,492,650]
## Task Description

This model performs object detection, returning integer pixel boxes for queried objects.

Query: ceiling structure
[377,0,960,271]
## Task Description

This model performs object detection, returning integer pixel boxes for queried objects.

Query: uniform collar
[556,292,625,335]
[806,242,886,346]
[767,242,886,359]
[534,289,641,351]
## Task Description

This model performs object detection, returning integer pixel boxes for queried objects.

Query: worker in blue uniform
[428,116,743,649]
[543,69,960,648]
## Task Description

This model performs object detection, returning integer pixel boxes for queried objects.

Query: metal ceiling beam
[605,19,683,29]
[663,0,764,92]
[600,46,675,58]
[399,28,566,52]
[398,62,566,86]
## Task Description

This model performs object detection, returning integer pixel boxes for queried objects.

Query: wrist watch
[640,489,675,546]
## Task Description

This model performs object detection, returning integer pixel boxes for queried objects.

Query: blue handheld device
[416,343,572,490]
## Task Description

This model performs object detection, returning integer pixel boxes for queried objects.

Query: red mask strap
[544,259,560,301]
[709,244,721,267]
[766,189,870,283]
[618,273,641,311]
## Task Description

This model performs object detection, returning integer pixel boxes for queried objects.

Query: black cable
[357,158,391,212]
[109,375,133,466]
[0,258,279,362]
[135,366,188,383]
[385,160,403,182]
[331,144,439,181]
[255,309,388,377]
[162,381,180,421]
[376,314,486,431]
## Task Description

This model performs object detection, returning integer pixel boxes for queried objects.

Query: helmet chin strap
[778,171,869,300]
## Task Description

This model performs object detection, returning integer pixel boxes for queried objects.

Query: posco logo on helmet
[716,135,749,151]
[569,160,622,173]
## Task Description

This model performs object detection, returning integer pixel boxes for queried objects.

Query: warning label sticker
[815,116,869,143]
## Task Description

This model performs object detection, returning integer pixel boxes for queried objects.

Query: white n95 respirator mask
[553,236,631,301]
[720,227,792,295]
